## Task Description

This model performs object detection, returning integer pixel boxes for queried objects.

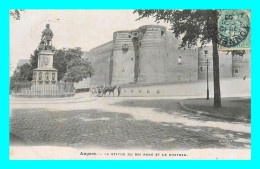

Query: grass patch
[182,97,251,121]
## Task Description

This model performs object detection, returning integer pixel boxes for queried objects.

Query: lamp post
[104,75,107,87]
[206,59,210,100]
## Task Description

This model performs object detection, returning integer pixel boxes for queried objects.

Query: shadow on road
[10,107,250,150]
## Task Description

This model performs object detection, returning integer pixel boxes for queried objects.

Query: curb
[11,93,75,98]
[178,101,251,123]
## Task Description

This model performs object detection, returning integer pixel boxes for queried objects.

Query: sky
[9,10,171,74]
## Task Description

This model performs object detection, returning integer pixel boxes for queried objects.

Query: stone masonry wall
[87,25,251,87]
[89,41,113,86]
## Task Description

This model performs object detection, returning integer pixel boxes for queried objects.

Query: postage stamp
[218,10,251,51]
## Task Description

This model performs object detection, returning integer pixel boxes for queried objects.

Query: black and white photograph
[9,10,251,160]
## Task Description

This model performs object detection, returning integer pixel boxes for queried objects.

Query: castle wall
[89,41,113,86]
[232,51,251,77]
[198,46,233,80]
[165,32,198,83]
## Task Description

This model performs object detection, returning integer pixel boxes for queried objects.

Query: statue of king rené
[39,23,54,50]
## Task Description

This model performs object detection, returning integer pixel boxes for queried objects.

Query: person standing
[118,87,121,97]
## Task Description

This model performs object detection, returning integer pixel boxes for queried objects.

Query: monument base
[33,68,58,85]
[30,83,59,95]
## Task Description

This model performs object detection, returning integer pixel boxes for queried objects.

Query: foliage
[54,47,94,82]
[53,49,67,81]
[62,56,94,83]
[10,10,24,20]
[29,49,39,70]
[26,49,40,81]
[10,63,31,91]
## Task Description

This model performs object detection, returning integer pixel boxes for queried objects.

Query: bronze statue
[39,24,54,50]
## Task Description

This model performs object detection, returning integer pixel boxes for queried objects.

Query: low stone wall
[118,77,251,97]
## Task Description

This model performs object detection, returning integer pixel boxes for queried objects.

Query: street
[10,93,251,150]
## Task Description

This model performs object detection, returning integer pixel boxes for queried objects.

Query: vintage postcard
[9,10,251,160]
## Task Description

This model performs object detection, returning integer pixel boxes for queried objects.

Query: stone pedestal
[33,50,58,85]
[31,50,59,95]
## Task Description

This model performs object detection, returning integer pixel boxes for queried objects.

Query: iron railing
[12,81,75,97]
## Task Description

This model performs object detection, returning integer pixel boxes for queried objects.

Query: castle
[86,25,251,87]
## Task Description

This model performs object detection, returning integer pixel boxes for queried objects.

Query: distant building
[17,59,30,67]
[74,78,91,91]
[87,25,251,86]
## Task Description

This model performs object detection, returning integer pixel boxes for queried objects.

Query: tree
[62,50,94,83]
[10,10,24,20]
[54,47,94,82]
[134,10,223,107]
[18,63,31,81]
[26,49,40,81]
[9,63,31,91]
[53,48,67,81]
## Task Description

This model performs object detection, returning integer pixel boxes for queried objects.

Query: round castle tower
[111,30,136,85]
[137,25,167,83]
[111,25,167,85]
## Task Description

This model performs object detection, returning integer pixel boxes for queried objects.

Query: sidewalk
[179,97,251,123]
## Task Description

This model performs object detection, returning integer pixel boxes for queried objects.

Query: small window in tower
[204,50,208,54]
[178,56,183,65]
[200,67,203,72]
[122,44,128,49]
[139,42,141,47]
[128,34,131,38]
[157,89,160,94]
[131,58,133,61]
[234,69,239,74]
[161,31,165,36]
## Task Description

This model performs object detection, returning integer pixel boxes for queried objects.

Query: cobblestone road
[10,94,251,150]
